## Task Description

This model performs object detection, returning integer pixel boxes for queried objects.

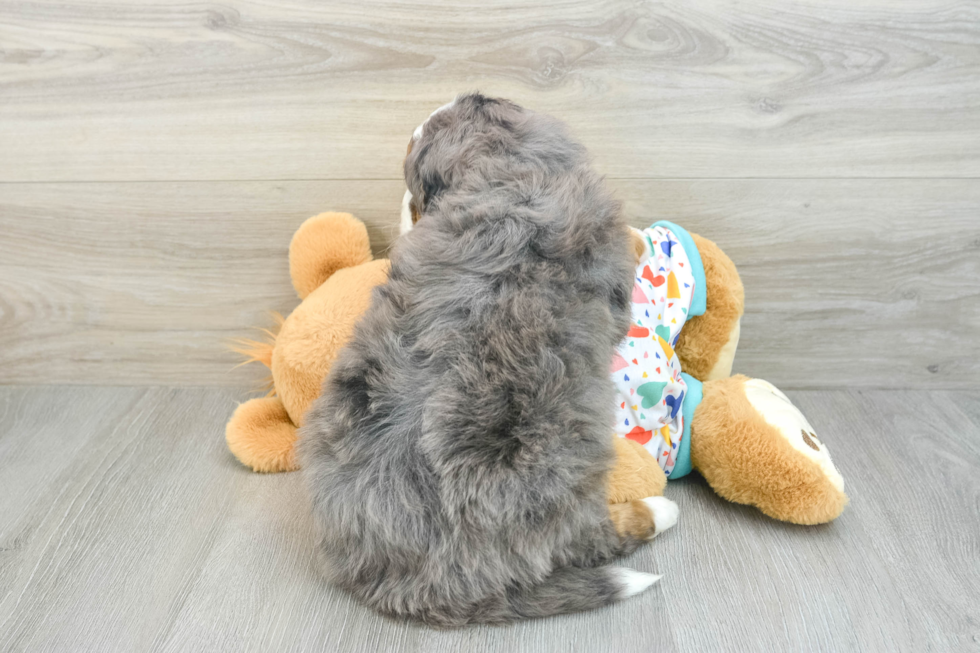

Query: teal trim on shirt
[669,373,703,479]
[651,221,707,317]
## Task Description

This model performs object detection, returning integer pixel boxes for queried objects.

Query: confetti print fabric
[610,224,700,477]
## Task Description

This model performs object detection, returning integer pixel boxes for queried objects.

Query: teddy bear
[227,212,847,525]
[226,212,390,473]
[605,221,846,525]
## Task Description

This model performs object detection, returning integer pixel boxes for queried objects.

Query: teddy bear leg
[225,396,299,473]
[289,212,374,299]
[690,375,848,524]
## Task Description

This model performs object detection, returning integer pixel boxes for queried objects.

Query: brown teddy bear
[227,213,389,473]
[227,213,846,525]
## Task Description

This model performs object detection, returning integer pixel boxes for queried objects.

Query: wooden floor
[1,386,978,652]
[2,1,979,651]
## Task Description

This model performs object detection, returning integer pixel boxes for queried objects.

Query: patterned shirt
[610,222,706,478]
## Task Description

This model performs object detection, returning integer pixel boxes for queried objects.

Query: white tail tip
[613,568,662,598]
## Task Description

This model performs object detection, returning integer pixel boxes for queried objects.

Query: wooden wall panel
[1,0,977,182]
[2,179,976,387]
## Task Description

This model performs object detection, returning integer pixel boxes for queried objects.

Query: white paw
[643,496,679,537]
[612,568,662,599]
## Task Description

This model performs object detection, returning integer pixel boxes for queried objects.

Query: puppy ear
[421,171,447,211]
[404,140,448,216]
[403,139,423,226]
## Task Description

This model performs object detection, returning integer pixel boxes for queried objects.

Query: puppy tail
[478,566,661,623]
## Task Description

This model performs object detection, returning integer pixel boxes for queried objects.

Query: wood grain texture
[2,179,977,387]
[617,179,980,389]
[1,385,977,651]
[1,0,978,182]
[2,1,977,649]
[947,391,980,439]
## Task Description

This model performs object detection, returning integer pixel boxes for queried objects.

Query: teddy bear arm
[690,376,848,524]
[674,233,744,382]
[289,212,374,299]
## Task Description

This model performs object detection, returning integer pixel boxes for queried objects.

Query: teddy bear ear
[289,213,373,300]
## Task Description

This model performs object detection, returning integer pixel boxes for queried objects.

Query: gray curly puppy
[301,93,675,627]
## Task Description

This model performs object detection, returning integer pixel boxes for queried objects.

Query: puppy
[301,93,674,627]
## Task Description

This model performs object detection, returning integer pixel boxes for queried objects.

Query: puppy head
[401,93,524,234]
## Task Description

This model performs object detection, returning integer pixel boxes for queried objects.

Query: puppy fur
[300,93,650,626]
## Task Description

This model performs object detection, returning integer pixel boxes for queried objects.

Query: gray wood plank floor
[1,386,977,652]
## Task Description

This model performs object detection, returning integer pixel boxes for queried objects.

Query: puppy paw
[642,496,679,537]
